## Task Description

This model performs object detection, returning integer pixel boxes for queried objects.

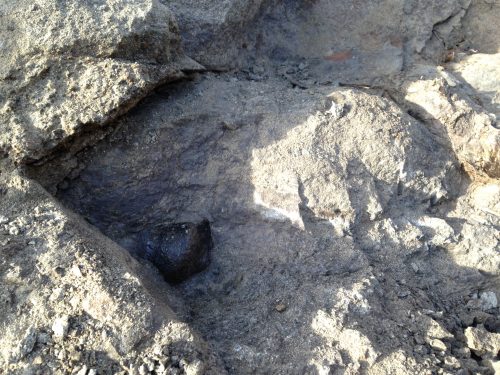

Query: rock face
[168,0,266,68]
[0,0,200,164]
[1,0,500,374]
[169,0,471,74]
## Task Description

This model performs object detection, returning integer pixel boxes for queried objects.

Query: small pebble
[8,226,20,235]
[479,291,497,310]
[70,349,82,362]
[398,290,411,298]
[429,339,447,352]
[155,363,166,373]
[444,356,460,369]
[144,357,155,371]
[52,316,69,339]
[72,265,83,278]
[138,364,148,375]
[275,303,287,312]
[0,215,9,224]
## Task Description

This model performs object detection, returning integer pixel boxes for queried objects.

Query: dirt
[1,0,499,374]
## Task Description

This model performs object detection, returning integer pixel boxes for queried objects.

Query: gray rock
[10,327,36,362]
[428,339,447,352]
[403,65,500,178]
[467,291,498,311]
[0,0,201,164]
[76,365,88,375]
[464,326,500,358]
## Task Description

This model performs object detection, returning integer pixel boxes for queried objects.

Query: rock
[76,365,88,375]
[1,1,499,374]
[461,0,499,54]
[169,0,470,79]
[138,363,148,375]
[0,0,200,164]
[471,183,500,217]
[428,339,447,352]
[420,316,454,341]
[479,291,498,310]
[403,65,500,179]
[443,356,460,369]
[412,216,455,247]
[8,225,20,236]
[51,316,69,340]
[324,100,346,120]
[10,327,37,362]
[464,325,500,358]
[483,358,500,374]
[168,0,266,68]
[275,303,287,313]
[144,357,155,371]
[138,220,213,283]
[468,291,498,311]
[450,53,500,118]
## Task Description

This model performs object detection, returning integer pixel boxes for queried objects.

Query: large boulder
[0,0,201,164]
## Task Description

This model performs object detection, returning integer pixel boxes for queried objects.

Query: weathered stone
[0,0,201,164]
[403,65,500,179]
[51,316,69,340]
[464,326,500,358]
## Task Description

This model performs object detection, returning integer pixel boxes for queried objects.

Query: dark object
[139,220,213,283]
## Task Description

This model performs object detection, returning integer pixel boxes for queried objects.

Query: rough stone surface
[169,0,471,73]
[464,326,500,358]
[1,0,499,374]
[0,0,201,164]
[450,53,500,117]
[401,64,500,179]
